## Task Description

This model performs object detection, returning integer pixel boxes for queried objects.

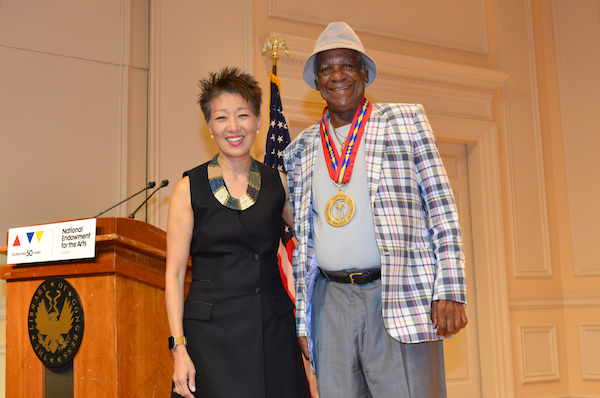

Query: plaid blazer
[283,103,466,344]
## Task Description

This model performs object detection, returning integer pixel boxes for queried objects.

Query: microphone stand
[93,182,156,218]
[128,180,169,219]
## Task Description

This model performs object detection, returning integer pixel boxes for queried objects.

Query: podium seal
[28,277,84,368]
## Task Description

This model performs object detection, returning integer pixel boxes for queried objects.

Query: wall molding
[267,31,509,131]
[269,32,509,95]
[509,292,600,309]
[579,323,600,380]
[268,0,489,54]
[498,0,552,278]
[147,0,162,227]
[552,0,600,277]
[116,0,133,218]
[467,125,515,398]
[0,297,5,356]
[243,0,253,73]
[519,324,560,383]
[545,396,600,398]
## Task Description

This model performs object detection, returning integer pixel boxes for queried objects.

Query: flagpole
[261,33,294,290]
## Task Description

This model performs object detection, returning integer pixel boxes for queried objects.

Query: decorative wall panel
[269,0,488,53]
[509,293,600,309]
[498,0,552,277]
[553,0,600,276]
[519,325,560,383]
[579,324,600,380]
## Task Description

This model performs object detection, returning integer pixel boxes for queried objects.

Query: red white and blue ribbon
[319,98,372,185]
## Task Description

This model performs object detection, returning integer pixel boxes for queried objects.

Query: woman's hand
[172,345,197,397]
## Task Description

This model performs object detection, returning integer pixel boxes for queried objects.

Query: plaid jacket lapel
[364,106,385,207]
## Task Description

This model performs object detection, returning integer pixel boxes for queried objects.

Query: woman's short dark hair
[198,67,262,123]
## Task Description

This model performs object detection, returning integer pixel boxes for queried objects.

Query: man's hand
[297,336,310,360]
[431,299,468,337]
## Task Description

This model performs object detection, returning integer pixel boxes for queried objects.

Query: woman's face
[208,92,260,161]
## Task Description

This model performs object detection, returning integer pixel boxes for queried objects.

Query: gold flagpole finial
[262,35,289,75]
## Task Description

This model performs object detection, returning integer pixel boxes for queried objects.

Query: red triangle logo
[12,235,21,247]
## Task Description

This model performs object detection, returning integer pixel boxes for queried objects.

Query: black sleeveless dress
[175,160,310,398]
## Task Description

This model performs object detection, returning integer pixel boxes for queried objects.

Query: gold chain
[332,126,346,148]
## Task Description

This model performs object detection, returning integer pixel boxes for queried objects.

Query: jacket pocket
[183,300,213,321]
[271,295,295,317]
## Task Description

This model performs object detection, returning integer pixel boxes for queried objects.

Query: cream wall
[1,1,599,397]
[147,0,254,227]
[1,1,150,396]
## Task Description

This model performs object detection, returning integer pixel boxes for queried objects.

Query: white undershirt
[312,121,381,271]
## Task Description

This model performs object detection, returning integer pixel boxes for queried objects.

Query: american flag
[264,72,291,171]
[264,72,296,301]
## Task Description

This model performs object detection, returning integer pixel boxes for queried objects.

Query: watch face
[168,336,175,350]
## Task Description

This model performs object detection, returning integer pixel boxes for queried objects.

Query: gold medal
[325,189,355,227]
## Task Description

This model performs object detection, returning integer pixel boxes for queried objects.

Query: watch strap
[168,336,187,350]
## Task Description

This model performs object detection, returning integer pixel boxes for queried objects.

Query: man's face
[315,48,369,122]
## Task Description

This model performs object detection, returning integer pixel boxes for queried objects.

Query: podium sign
[7,219,96,264]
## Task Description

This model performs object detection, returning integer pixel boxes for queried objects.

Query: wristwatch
[168,336,187,350]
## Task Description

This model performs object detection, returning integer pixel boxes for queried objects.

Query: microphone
[128,179,169,219]
[94,182,156,218]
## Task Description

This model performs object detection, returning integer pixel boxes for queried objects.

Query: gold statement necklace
[207,154,261,211]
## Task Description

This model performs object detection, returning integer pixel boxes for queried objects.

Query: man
[283,22,468,398]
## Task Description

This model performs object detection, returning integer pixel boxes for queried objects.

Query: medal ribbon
[319,98,372,184]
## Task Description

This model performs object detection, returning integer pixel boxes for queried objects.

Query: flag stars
[265,77,290,172]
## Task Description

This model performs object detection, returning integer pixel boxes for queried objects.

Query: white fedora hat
[303,22,377,90]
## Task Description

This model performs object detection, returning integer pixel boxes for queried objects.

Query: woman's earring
[256,130,259,134]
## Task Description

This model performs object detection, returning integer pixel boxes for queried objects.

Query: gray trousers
[312,273,447,398]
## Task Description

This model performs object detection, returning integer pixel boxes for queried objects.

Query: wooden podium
[1,217,185,398]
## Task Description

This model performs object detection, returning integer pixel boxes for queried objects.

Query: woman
[165,67,310,398]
